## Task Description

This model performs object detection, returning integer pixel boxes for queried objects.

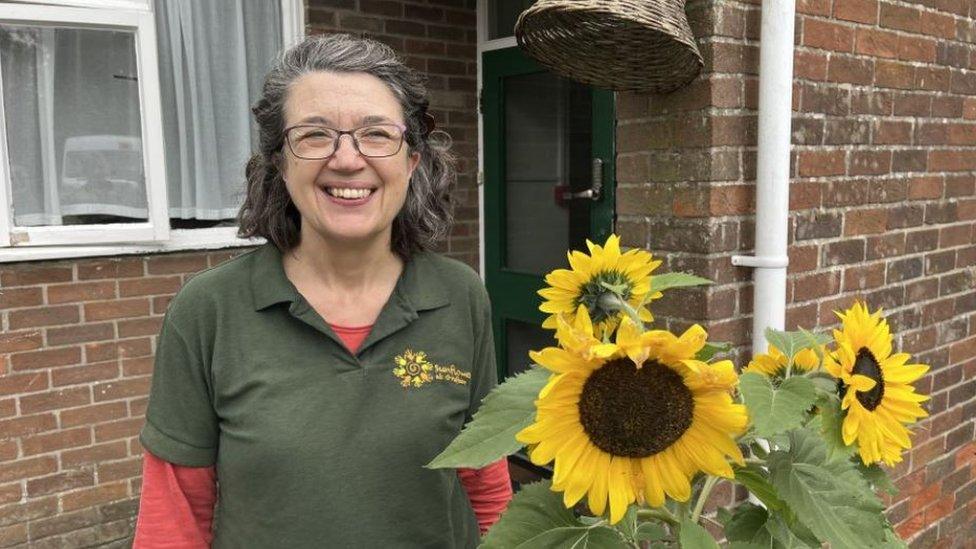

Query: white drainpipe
[731,0,797,355]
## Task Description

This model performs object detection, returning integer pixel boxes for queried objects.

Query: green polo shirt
[139,242,497,548]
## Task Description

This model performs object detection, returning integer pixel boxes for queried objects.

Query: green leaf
[857,463,898,496]
[767,429,887,549]
[679,517,720,549]
[725,503,820,549]
[634,522,667,542]
[426,367,547,468]
[614,505,638,540]
[763,328,830,369]
[734,465,785,512]
[739,373,818,438]
[648,272,713,295]
[813,394,856,461]
[696,341,731,361]
[480,481,626,549]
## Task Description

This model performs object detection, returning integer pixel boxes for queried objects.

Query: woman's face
[280,70,420,248]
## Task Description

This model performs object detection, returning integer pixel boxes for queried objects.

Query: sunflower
[538,234,662,339]
[744,344,821,377]
[517,314,747,524]
[824,302,929,466]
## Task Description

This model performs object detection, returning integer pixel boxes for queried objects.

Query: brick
[0,496,57,527]
[909,176,944,199]
[10,346,81,371]
[945,175,975,197]
[27,507,101,540]
[60,441,127,469]
[803,18,855,51]
[940,224,971,247]
[925,202,958,224]
[122,356,154,377]
[788,245,819,272]
[97,457,142,483]
[845,208,888,235]
[920,10,956,39]
[93,377,151,402]
[794,49,828,80]
[898,35,937,63]
[798,150,845,176]
[46,322,115,346]
[906,228,940,253]
[0,266,72,286]
[60,481,129,513]
[26,468,95,497]
[824,118,870,144]
[46,281,116,304]
[8,305,79,329]
[828,54,875,84]
[20,387,91,415]
[118,317,163,338]
[60,402,127,429]
[888,204,924,228]
[21,427,92,456]
[793,270,841,301]
[844,263,885,291]
[0,287,42,308]
[833,0,877,23]
[51,361,119,388]
[854,28,898,58]
[873,120,912,144]
[929,150,976,172]
[145,254,208,276]
[94,418,144,443]
[0,371,49,396]
[0,330,43,353]
[84,298,150,322]
[891,149,927,173]
[823,239,866,265]
[794,210,842,240]
[0,523,27,546]
[0,456,56,483]
[77,258,142,280]
[0,413,56,439]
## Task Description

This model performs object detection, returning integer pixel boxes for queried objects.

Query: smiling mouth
[322,187,376,200]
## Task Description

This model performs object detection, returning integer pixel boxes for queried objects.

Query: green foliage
[648,272,713,295]
[811,394,856,461]
[725,503,819,549]
[739,373,818,438]
[696,341,732,361]
[634,522,667,542]
[734,465,786,512]
[858,463,898,496]
[426,367,547,469]
[679,517,720,549]
[767,429,887,549]
[764,328,830,367]
[480,481,626,549]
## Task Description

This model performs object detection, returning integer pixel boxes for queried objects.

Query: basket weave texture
[515,0,703,93]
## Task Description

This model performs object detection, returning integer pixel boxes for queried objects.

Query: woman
[134,34,511,548]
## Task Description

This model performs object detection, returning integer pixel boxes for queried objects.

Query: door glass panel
[505,318,554,378]
[1,24,147,227]
[503,71,592,276]
[488,0,535,40]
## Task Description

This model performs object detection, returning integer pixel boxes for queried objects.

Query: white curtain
[0,1,282,227]
[155,0,282,221]
[2,26,145,226]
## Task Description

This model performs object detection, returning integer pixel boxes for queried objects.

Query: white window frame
[0,0,305,263]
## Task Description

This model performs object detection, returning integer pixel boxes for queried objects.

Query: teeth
[326,187,372,199]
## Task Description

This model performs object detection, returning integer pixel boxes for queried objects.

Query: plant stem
[598,292,645,331]
[636,507,679,526]
[743,457,766,465]
[691,475,719,523]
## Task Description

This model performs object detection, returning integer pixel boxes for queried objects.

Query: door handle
[559,158,603,201]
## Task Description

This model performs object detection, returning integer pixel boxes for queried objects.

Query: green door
[482,47,615,381]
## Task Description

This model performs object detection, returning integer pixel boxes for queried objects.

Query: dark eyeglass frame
[282,123,408,159]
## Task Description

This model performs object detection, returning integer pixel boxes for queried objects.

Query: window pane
[1,25,147,227]
[488,0,535,40]
[154,0,282,228]
[505,318,553,378]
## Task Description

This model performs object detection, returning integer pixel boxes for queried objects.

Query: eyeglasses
[283,123,407,159]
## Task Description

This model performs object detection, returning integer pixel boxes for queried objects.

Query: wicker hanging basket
[515,0,703,93]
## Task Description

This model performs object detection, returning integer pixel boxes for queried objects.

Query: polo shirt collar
[250,242,451,313]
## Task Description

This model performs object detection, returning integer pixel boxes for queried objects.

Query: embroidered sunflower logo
[393,348,434,388]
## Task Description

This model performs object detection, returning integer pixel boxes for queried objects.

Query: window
[0,0,303,256]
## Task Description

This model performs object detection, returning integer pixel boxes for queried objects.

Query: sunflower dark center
[841,347,885,411]
[578,358,694,457]
[575,270,633,324]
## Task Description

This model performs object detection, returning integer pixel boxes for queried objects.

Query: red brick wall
[0,2,477,546]
[617,0,975,545]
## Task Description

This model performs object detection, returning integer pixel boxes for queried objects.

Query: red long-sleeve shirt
[134,323,513,547]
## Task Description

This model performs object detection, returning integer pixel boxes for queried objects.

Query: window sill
[0,227,264,264]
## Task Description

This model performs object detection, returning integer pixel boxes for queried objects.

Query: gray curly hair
[237,34,456,260]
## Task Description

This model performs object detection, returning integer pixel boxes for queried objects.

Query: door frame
[480,46,616,382]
